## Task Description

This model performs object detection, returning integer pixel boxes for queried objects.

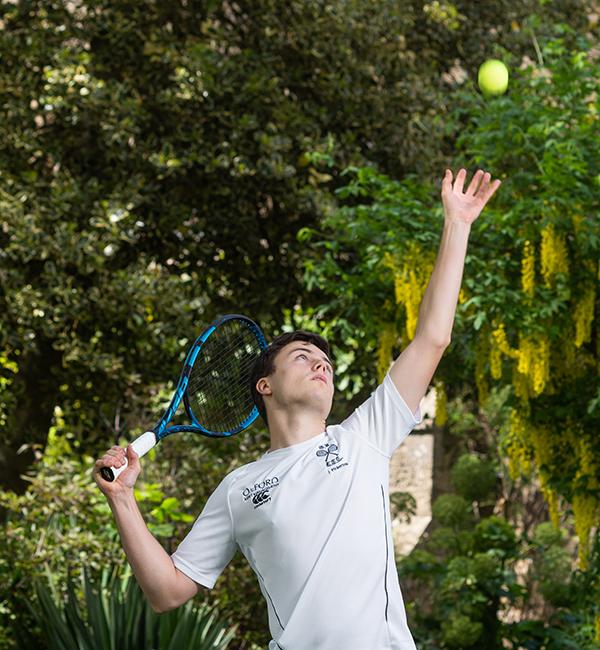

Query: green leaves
[25,567,237,650]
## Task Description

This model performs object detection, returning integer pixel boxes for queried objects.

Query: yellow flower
[521,239,536,299]
[434,379,447,427]
[377,323,397,383]
[573,492,597,569]
[573,285,595,347]
[540,223,570,287]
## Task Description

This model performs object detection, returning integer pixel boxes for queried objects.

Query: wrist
[107,487,137,510]
[444,217,472,228]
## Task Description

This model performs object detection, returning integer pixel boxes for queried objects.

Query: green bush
[431,494,473,530]
[473,516,518,558]
[450,454,497,504]
[441,614,483,649]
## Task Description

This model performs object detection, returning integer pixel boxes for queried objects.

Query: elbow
[149,600,166,614]
[149,597,178,614]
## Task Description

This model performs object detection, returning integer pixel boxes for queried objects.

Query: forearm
[415,219,472,345]
[108,490,180,610]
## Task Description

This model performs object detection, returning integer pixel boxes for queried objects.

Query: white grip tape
[109,431,157,481]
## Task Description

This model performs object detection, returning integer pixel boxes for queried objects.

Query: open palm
[441,168,502,225]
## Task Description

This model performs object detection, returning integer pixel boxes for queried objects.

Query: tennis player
[93,168,501,649]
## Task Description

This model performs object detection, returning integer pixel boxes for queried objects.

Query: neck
[266,407,327,452]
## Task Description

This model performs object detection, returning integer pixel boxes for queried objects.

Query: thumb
[126,444,141,470]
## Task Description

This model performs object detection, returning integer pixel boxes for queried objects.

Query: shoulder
[217,454,270,493]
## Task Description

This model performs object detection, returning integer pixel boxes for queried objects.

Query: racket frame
[100,313,267,482]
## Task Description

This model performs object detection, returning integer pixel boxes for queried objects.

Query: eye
[297,353,308,360]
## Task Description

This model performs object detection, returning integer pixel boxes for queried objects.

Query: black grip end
[100,466,115,482]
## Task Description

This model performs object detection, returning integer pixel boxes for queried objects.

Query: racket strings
[190,351,258,431]
[186,320,262,433]
[188,357,257,426]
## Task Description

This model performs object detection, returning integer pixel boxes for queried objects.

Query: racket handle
[100,431,157,482]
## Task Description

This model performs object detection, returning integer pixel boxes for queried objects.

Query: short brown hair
[250,330,332,428]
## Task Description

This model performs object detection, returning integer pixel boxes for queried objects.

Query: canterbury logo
[242,476,280,509]
[252,490,271,505]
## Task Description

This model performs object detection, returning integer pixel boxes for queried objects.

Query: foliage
[0,413,268,649]
[0,2,598,648]
[298,24,600,571]
[0,0,592,489]
[399,452,600,649]
[21,566,236,650]
[450,453,497,504]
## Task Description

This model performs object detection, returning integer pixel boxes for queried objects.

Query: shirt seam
[350,429,392,459]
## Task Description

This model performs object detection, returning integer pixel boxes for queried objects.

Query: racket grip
[100,431,157,482]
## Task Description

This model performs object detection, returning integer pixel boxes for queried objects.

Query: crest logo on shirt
[316,442,341,467]
[316,442,349,475]
[242,476,280,509]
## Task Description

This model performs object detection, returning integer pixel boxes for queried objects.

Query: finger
[465,169,485,196]
[453,168,467,193]
[105,449,125,460]
[102,451,125,463]
[481,178,502,204]
[473,172,492,199]
[442,168,453,191]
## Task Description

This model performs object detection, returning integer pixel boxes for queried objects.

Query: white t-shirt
[171,370,423,650]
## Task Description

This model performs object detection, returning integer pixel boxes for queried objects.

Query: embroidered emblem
[316,442,349,475]
[242,476,280,509]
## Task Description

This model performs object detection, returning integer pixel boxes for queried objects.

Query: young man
[93,168,501,649]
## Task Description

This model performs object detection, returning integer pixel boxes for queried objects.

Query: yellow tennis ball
[478,59,509,96]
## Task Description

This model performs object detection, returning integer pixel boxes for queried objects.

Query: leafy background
[0,1,598,648]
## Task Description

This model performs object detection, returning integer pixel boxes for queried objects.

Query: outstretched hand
[441,168,502,225]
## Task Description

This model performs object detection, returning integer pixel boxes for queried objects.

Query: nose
[314,359,327,374]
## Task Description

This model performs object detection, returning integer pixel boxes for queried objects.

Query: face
[256,341,335,420]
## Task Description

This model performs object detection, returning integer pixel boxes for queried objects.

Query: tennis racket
[100,313,268,482]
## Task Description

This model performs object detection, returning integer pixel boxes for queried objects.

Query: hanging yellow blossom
[506,409,532,481]
[404,268,421,340]
[530,425,553,472]
[540,222,570,287]
[573,285,595,347]
[434,379,447,427]
[531,334,550,396]
[516,333,550,396]
[572,492,597,569]
[521,239,536,299]
[376,323,397,384]
[490,323,520,381]
[384,246,433,343]
[512,362,530,402]
[540,482,560,529]
[571,213,584,235]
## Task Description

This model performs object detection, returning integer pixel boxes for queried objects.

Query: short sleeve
[338,370,423,458]
[170,473,237,589]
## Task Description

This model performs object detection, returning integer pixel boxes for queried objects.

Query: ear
[256,377,273,397]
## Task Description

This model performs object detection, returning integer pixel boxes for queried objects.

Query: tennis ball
[478,59,509,96]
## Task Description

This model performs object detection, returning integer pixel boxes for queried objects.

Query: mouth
[312,376,327,384]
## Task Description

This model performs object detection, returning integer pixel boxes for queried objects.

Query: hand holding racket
[97,314,267,483]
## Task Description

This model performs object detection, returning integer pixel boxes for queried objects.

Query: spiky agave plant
[22,565,237,650]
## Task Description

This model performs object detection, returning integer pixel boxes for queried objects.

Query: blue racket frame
[153,313,268,441]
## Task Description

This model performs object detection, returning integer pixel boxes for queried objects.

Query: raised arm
[390,168,502,415]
